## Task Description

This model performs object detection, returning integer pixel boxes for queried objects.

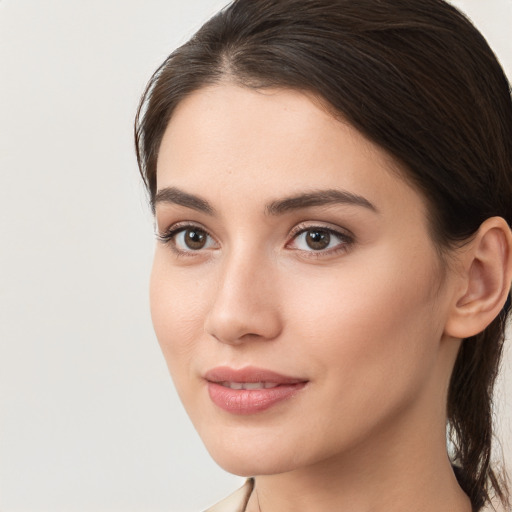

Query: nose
[204,250,283,345]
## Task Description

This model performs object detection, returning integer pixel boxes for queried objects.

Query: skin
[151,83,475,511]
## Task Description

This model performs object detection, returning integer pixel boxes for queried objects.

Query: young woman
[135,1,512,511]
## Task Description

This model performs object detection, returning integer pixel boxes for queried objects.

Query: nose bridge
[204,242,282,344]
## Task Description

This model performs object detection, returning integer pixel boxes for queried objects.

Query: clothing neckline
[204,478,254,512]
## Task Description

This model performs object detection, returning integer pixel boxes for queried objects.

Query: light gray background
[0,1,510,511]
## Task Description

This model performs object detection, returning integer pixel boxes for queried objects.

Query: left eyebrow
[265,189,379,215]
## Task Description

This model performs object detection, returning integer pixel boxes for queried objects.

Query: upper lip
[204,366,307,384]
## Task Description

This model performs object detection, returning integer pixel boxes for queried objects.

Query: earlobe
[444,217,512,339]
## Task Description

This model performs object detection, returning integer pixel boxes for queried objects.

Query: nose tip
[204,263,282,345]
[205,310,280,345]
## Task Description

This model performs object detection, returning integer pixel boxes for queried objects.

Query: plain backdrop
[0,1,510,511]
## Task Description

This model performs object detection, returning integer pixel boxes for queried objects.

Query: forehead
[156,83,426,219]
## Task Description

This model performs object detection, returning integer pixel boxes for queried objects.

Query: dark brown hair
[135,0,512,509]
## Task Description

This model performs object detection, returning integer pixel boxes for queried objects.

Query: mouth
[218,381,280,390]
[204,366,308,415]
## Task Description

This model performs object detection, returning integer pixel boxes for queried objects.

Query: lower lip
[207,382,307,415]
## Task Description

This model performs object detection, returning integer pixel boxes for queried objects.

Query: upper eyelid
[289,222,354,239]
[157,220,211,236]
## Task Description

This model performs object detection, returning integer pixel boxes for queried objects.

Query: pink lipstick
[204,366,307,415]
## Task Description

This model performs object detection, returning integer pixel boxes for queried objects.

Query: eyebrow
[265,189,378,215]
[153,187,216,215]
[153,187,378,216]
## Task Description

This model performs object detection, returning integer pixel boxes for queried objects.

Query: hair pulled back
[135,1,512,509]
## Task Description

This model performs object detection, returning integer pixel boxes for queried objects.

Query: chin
[202,434,304,477]
[210,452,294,478]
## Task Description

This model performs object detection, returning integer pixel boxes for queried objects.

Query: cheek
[149,253,208,378]
[283,249,443,406]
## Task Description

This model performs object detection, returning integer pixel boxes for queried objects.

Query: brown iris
[305,229,331,250]
[183,228,208,250]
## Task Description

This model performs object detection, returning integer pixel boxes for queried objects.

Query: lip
[204,366,308,415]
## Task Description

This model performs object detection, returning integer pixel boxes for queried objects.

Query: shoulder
[203,479,254,512]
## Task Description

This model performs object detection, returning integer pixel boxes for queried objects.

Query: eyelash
[156,222,217,257]
[156,222,354,258]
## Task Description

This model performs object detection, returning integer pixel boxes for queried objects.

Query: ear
[444,217,512,339]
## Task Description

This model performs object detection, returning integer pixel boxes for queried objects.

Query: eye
[175,227,213,250]
[288,226,353,254]
[158,224,218,253]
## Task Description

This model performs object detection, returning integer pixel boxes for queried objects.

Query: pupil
[186,229,206,249]
[306,230,330,250]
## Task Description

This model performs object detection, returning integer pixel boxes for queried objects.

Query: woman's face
[151,84,457,476]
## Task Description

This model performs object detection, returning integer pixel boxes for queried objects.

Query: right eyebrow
[153,187,216,215]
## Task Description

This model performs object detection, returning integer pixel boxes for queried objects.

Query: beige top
[204,479,254,512]
[203,478,498,511]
